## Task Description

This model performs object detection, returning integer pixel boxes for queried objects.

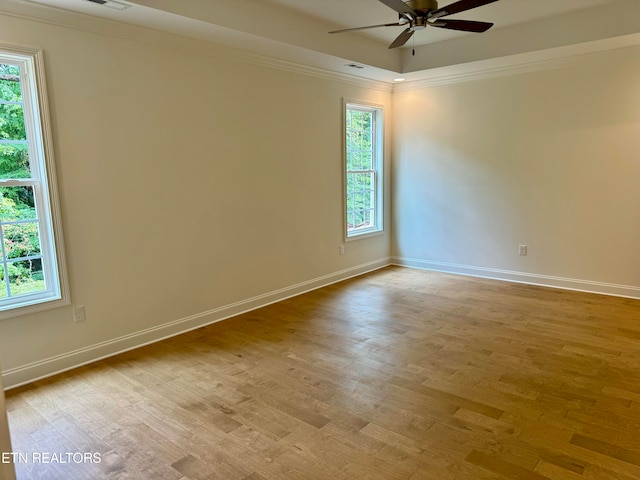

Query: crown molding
[3,0,637,95]
[0,0,392,92]
[393,35,640,91]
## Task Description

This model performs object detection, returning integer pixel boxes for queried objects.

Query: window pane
[346,109,374,172]
[0,186,37,222]
[348,172,374,193]
[3,222,41,259]
[347,146,372,171]
[0,64,30,179]
[349,209,373,231]
[0,104,26,141]
[7,258,45,296]
[0,143,30,179]
[347,171,375,230]
[0,64,22,102]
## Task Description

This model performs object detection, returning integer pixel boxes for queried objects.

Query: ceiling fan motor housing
[405,0,438,14]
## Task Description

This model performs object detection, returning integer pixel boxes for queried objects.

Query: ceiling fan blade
[430,19,493,32]
[329,23,403,34]
[378,0,416,16]
[431,0,499,18]
[388,28,414,49]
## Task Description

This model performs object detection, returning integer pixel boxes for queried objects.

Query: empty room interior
[0,0,639,478]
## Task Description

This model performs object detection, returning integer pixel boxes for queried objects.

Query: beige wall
[0,11,391,387]
[392,49,640,295]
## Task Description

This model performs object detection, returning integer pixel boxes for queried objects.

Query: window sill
[345,229,384,242]
[0,295,70,321]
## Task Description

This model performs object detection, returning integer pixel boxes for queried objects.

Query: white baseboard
[7,256,637,389]
[392,257,640,300]
[3,258,390,390]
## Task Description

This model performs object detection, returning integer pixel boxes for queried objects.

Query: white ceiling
[261,0,624,47]
[12,0,640,83]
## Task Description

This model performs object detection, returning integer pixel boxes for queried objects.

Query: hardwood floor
[5,266,640,479]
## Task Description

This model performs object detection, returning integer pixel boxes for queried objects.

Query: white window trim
[343,99,384,242]
[0,43,69,319]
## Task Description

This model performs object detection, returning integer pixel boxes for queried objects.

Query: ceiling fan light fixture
[412,17,428,30]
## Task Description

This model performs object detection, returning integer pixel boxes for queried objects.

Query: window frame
[343,100,384,241]
[0,43,69,319]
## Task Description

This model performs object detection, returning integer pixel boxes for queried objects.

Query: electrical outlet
[339,244,345,255]
[519,245,528,256]
[73,305,86,323]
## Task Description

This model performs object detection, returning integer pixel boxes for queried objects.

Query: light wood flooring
[5,266,640,479]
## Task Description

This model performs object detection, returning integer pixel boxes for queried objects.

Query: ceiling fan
[329,0,499,49]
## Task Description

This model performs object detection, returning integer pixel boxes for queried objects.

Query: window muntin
[0,46,67,316]
[345,103,383,239]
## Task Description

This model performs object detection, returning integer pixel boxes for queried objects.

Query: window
[344,102,383,239]
[0,45,67,316]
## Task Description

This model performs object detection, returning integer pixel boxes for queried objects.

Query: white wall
[392,48,640,296]
[0,10,391,387]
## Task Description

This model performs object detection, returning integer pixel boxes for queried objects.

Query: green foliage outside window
[346,108,377,233]
[0,64,30,179]
[0,63,45,297]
